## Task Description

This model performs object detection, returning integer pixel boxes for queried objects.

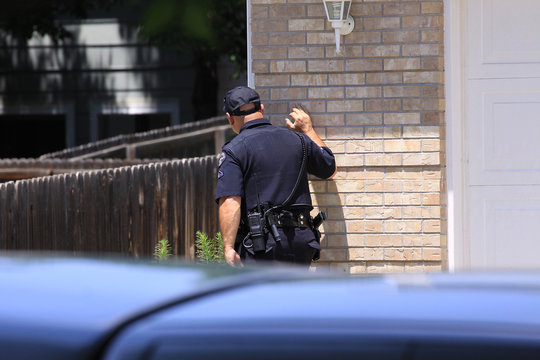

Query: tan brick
[307,32,334,45]
[252,61,269,73]
[403,234,441,247]
[403,180,440,192]
[341,207,365,219]
[402,207,423,219]
[385,126,403,139]
[333,180,363,193]
[403,126,440,138]
[364,127,384,139]
[251,6,268,19]
[349,248,385,261]
[384,58,421,71]
[364,181,383,192]
[404,71,444,84]
[308,87,345,99]
[270,60,306,73]
[383,30,419,43]
[308,60,344,72]
[422,85,445,98]
[404,99,445,111]
[423,112,445,125]
[422,193,441,206]
[384,3,420,15]
[347,220,383,233]
[365,99,402,112]
[328,127,363,139]
[346,193,384,206]
[319,248,347,262]
[424,220,441,233]
[311,193,346,207]
[309,180,327,193]
[367,262,405,273]
[402,15,443,29]
[403,44,443,56]
[326,45,364,59]
[253,19,288,32]
[422,57,444,71]
[384,113,421,125]
[269,4,305,18]
[421,29,444,42]
[421,2,444,14]
[421,206,441,219]
[346,86,382,99]
[422,139,441,151]
[269,33,306,45]
[385,139,421,153]
[270,87,307,100]
[329,73,365,86]
[255,74,290,87]
[364,45,401,58]
[365,153,402,166]
[364,17,401,30]
[366,72,402,84]
[366,234,402,247]
[323,220,346,233]
[423,248,442,261]
[334,154,364,167]
[385,248,422,261]
[348,31,382,44]
[291,74,327,86]
[313,114,345,126]
[384,85,421,98]
[327,100,364,112]
[385,193,422,206]
[365,207,401,220]
[324,234,349,247]
[345,59,383,72]
[385,220,422,233]
[382,181,403,192]
[402,153,440,166]
[289,19,325,31]
[347,140,383,153]
[252,33,268,46]
[352,2,383,16]
[346,113,383,126]
[289,46,325,59]
[306,3,326,17]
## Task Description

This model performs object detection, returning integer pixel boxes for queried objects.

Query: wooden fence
[0,156,219,258]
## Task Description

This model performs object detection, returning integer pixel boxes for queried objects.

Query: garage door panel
[468,0,540,78]
[468,80,540,185]
[470,186,540,269]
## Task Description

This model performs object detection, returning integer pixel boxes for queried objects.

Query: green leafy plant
[195,231,224,264]
[154,239,172,262]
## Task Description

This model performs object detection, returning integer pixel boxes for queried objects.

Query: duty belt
[275,211,311,228]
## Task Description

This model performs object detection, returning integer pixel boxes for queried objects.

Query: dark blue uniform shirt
[216,118,335,212]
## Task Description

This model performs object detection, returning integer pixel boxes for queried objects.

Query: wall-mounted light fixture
[322,0,355,54]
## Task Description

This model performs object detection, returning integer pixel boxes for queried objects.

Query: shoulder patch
[218,152,226,167]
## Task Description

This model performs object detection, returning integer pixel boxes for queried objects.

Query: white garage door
[465,0,540,269]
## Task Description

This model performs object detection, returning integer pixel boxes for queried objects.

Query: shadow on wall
[311,179,347,272]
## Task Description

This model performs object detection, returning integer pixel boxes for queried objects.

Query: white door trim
[444,0,467,271]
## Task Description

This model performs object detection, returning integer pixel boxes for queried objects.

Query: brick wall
[250,0,446,273]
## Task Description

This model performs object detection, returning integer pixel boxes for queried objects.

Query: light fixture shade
[323,0,352,21]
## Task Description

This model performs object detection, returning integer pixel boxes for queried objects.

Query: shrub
[195,231,224,264]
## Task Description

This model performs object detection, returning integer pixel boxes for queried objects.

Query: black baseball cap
[223,86,261,116]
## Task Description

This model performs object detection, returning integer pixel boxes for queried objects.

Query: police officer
[217,86,336,267]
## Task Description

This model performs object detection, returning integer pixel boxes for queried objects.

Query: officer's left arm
[219,196,243,267]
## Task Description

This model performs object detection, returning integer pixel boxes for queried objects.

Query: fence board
[0,156,219,257]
